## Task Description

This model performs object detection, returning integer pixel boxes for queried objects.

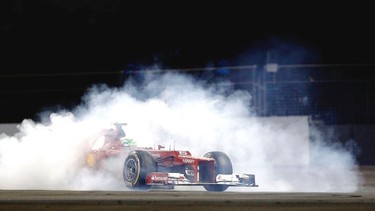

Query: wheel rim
[125,158,137,182]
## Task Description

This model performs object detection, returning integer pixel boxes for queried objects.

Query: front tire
[123,150,157,190]
[203,151,233,192]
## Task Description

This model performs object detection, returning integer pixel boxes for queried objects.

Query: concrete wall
[310,123,375,165]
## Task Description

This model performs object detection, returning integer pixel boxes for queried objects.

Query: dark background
[1,1,375,123]
[1,1,375,165]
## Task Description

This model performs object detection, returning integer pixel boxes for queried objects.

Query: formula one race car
[85,123,257,191]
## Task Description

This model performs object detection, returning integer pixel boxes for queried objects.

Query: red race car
[85,123,257,191]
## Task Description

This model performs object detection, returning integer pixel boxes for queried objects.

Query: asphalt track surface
[1,166,375,211]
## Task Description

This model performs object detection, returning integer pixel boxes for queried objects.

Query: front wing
[145,172,258,188]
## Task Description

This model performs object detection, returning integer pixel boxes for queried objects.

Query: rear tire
[123,150,157,190]
[203,151,233,192]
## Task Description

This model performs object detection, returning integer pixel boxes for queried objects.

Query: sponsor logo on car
[182,158,195,164]
[150,153,161,157]
[151,175,168,181]
[179,151,188,155]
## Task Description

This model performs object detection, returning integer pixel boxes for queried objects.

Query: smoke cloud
[0,71,361,192]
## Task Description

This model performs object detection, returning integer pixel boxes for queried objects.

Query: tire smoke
[0,71,361,192]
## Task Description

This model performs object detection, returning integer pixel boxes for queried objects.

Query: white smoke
[0,71,361,192]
